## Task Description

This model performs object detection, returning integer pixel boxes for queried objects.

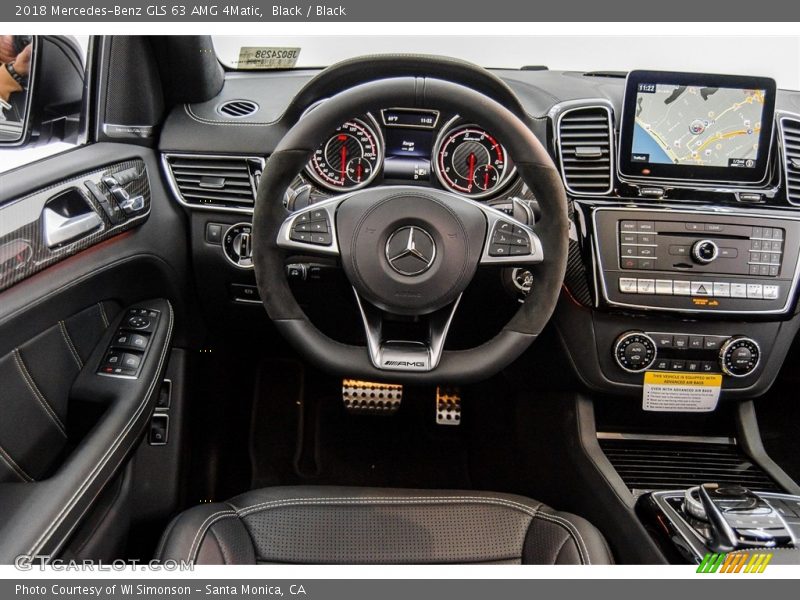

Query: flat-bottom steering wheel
[252,76,569,384]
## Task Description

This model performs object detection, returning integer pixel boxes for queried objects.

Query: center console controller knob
[692,239,719,264]
[613,331,657,373]
[719,336,760,378]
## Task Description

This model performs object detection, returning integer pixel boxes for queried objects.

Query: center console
[639,483,800,564]
[557,201,800,398]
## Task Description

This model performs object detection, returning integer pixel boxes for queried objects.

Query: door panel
[0,301,120,483]
[0,142,189,561]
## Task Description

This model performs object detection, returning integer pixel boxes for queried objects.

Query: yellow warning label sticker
[643,371,722,413]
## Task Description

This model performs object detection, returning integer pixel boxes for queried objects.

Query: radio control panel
[618,220,784,277]
[592,208,800,314]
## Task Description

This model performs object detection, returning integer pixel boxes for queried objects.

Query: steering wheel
[252,76,569,384]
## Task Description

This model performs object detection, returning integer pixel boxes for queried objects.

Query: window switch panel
[98,306,161,379]
[111,331,150,351]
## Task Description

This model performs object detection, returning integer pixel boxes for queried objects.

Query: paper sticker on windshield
[642,371,722,413]
[236,47,301,69]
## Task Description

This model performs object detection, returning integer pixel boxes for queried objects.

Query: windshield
[212,36,800,89]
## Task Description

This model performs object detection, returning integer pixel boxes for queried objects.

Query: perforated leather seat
[156,486,613,564]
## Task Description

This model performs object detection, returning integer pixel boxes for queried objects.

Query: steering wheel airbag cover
[337,188,485,315]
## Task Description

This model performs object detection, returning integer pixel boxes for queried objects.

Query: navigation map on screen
[630,83,766,169]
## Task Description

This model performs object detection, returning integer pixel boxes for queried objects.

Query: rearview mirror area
[0,35,85,148]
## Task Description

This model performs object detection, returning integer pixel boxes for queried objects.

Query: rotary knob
[719,336,760,378]
[222,223,253,269]
[614,331,657,373]
[692,239,719,264]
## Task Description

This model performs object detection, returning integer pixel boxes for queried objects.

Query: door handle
[42,187,103,248]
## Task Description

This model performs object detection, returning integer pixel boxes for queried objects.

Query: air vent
[780,116,800,206]
[599,436,780,493]
[556,105,614,196]
[165,155,263,209]
[217,100,259,118]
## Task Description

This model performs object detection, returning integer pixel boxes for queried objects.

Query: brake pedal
[436,386,462,426]
[342,379,402,415]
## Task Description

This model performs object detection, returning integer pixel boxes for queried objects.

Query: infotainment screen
[618,70,777,185]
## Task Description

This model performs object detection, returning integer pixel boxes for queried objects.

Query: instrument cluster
[304,108,517,199]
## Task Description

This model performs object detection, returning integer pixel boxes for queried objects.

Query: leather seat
[156,486,613,565]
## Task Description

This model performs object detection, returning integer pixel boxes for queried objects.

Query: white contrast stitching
[234,495,539,518]
[534,512,590,565]
[182,495,591,565]
[59,320,84,368]
[0,443,33,482]
[26,302,174,557]
[98,302,110,328]
[12,349,66,436]
[186,510,237,562]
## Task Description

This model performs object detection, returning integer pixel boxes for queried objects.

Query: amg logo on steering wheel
[384,360,426,368]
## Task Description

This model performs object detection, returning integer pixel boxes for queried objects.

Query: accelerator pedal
[342,379,402,415]
[436,386,462,426]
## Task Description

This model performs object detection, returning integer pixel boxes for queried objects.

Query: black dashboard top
[158,65,800,160]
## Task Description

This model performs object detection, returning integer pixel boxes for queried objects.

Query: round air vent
[217,100,259,119]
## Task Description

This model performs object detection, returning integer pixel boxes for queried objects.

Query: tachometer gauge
[434,123,511,198]
[306,118,382,192]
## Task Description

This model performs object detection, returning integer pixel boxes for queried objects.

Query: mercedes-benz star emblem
[385,226,436,276]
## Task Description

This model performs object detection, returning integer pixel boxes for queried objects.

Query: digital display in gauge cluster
[305,107,515,198]
[381,108,439,183]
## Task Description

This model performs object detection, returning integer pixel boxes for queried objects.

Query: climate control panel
[613,331,761,377]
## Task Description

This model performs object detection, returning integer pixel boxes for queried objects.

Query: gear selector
[697,483,794,551]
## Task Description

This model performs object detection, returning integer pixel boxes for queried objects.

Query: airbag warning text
[642,371,722,413]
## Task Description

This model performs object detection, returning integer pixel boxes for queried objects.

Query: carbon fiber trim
[565,238,594,307]
[0,160,150,292]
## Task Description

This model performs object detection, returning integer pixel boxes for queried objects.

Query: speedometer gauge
[434,124,511,198]
[306,118,382,192]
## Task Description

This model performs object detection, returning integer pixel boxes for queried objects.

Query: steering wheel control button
[290,212,333,246]
[720,337,761,377]
[223,223,255,268]
[614,332,657,373]
[385,226,437,276]
[489,220,531,257]
[489,243,509,256]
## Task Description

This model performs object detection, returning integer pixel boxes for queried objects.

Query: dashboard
[156,61,800,399]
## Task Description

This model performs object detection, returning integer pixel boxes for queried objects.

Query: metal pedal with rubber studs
[436,386,462,426]
[342,379,402,415]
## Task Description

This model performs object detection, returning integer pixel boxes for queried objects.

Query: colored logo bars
[697,552,773,573]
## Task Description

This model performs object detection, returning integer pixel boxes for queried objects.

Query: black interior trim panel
[0,159,151,292]
[0,298,173,562]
